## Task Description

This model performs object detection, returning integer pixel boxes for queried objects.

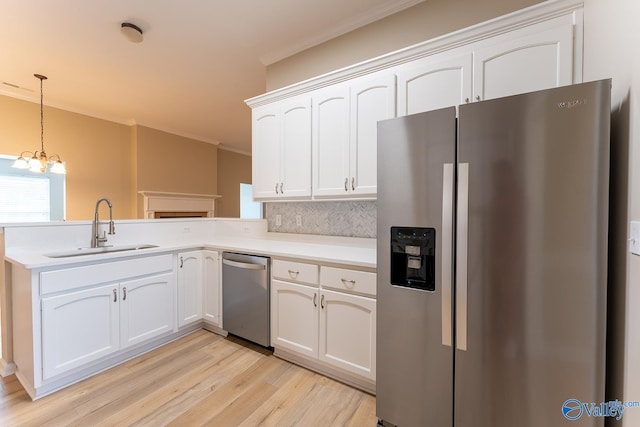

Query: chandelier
[12,74,66,174]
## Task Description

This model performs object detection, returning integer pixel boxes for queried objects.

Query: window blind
[0,175,50,222]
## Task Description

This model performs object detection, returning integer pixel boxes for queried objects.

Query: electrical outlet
[275,214,282,226]
[296,215,302,227]
[631,221,640,256]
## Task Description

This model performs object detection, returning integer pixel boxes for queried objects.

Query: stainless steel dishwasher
[222,252,270,347]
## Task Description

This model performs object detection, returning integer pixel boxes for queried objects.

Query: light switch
[631,221,640,256]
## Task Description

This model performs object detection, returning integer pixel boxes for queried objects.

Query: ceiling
[0,0,423,154]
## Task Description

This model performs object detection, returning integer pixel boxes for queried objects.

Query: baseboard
[274,348,376,395]
[0,358,16,377]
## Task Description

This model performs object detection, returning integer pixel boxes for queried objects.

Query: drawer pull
[341,278,356,287]
[288,269,300,278]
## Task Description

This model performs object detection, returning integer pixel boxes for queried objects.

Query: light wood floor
[0,330,377,426]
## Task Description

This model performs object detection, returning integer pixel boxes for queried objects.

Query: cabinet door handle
[465,97,470,104]
[280,182,284,194]
[122,287,127,301]
[351,177,355,191]
[313,293,317,307]
[113,289,117,303]
[344,178,348,192]
[320,294,325,309]
[275,182,279,194]
[180,256,184,268]
[476,95,481,101]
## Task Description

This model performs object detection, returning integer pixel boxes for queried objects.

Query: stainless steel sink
[45,244,159,258]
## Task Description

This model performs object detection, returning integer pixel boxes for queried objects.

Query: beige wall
[216,149,252,218]
[267,0,543,90]
[134,125,219,217]
[0,95,134,219]
[583,0,640,424]
[0,95,228,220]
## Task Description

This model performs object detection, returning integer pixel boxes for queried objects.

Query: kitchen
[1,0,639,426]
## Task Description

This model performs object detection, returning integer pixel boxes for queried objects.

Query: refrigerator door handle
[456,162,469,351]
[442,163,454,347]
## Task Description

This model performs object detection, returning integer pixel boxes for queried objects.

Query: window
[0,156,65,222]
[240,183,262,219]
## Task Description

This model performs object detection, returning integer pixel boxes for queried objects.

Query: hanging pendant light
[12,74,66,174]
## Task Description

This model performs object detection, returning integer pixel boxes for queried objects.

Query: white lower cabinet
[270,259,376,385]
[41,284,119,380]
[319,289,376,381]
[40,256,176,381]
[177,250,221,328]
[119,272,175,349]
[202,250,221,327]
[177,251,203,327]
[271,279,319,359]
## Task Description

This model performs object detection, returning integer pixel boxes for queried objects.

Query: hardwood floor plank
[0,330,377,427]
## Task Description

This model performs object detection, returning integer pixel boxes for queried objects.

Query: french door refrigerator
[376,79,611,427]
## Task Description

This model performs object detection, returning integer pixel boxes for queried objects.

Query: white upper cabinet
[397,52,473,116]
[473,16,576,102]
[246,0,583,201]
[252,107,280,199]
[350,75,396,196]
[252,96,312,200]
[313,74,396,198]
[312,85,350,197]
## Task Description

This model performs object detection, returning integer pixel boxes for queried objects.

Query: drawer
[321,266,376,297]
[40,254,173,295]
[272,259,318,286]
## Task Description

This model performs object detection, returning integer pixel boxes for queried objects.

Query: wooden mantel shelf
[138,191,222,219]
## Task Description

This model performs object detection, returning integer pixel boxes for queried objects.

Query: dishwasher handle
[223,259,267,270]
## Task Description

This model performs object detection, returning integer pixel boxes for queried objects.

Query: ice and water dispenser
[390,227,436,291]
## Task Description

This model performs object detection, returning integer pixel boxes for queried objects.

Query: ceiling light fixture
[12,74,66,174]
[121,22,143,43]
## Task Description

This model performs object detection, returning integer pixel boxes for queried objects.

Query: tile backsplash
[265,201,376,238]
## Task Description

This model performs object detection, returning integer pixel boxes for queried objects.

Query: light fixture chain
[39,75,44,153]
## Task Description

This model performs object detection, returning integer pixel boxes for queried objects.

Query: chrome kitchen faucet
[92,197,115,248]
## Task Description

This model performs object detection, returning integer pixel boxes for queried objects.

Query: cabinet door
[312,85,351,197]
[252,106,281,199]
[396,52,473,116]
[349,74,396,197]
[120,272,175,349]
[203,250,220,326]
[473,20,575,101]
[177,251,203,327]
[271,280,319,359]
[281,98,312,198]
[319,289,376,381]
[41,284,119,380]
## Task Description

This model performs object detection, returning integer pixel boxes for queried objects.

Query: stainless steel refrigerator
[376,80,611,427]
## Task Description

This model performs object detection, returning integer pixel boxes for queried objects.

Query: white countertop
[5,233,377,270]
